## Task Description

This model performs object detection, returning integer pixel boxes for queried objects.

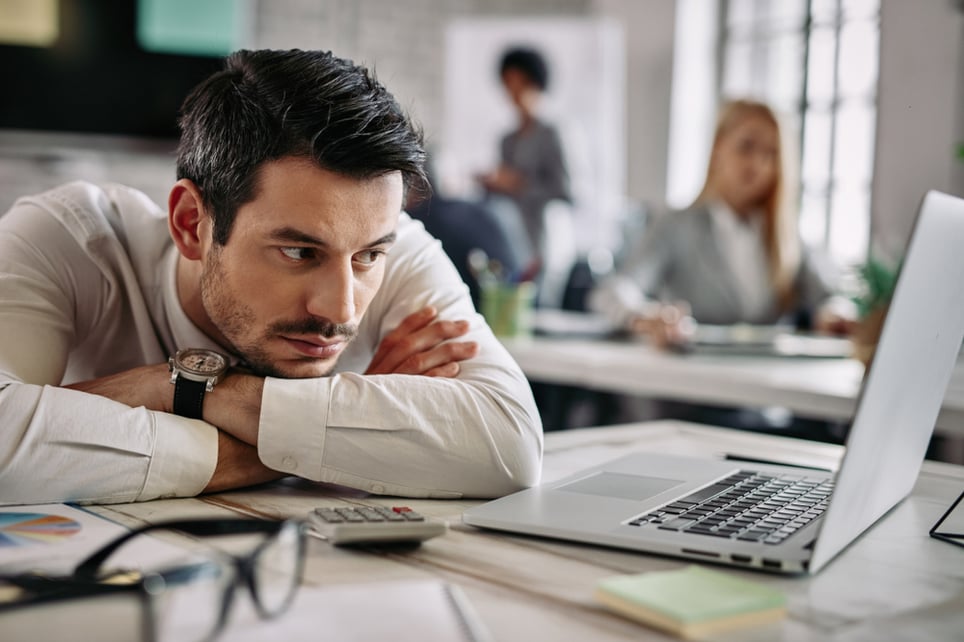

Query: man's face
[200,157,402,378]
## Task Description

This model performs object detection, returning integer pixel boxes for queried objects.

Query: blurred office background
[2,0,962,278]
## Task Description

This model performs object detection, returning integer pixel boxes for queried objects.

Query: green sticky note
[595,565,786,639]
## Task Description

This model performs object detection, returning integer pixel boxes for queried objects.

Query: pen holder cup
[481,282,536,339]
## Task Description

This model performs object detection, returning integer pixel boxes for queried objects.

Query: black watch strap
[173,376,207,419]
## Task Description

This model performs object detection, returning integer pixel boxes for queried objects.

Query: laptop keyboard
[627,470,834,545]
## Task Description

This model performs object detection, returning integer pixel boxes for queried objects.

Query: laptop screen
[809,190,964,572]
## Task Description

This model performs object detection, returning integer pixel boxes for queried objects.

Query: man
[0,49,542,505]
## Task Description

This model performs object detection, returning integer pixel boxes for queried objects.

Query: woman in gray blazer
[591,99,853,345]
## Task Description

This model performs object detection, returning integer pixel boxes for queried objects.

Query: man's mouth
[280,335,347,359]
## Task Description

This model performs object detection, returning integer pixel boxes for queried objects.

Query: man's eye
[354,249,385,266]
[280,247,312,261]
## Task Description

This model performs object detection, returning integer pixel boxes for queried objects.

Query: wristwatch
[168,348,229,419]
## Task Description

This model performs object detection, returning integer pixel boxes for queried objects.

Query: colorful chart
[0,513,82,547]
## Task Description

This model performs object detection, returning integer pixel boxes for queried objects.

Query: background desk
[500,335,964,440]
[87,421,964,641]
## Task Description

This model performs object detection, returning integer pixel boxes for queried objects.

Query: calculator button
[313,509,343,523]
[356,508,385,521]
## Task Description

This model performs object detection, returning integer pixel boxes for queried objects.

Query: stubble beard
[199,248,358,379]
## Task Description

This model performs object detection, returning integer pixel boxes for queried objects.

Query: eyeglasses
[0,517,307,642]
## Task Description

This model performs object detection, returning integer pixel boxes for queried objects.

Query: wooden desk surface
[500,334,964,438]
[88,421,964,641]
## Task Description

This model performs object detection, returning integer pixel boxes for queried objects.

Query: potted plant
[851,256,900,366]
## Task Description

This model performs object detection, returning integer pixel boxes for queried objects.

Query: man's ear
[168,179,210,260]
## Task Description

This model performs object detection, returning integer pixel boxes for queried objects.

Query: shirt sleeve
[0,384,217,505]
[0,192,218,505]
[256,216,543,498]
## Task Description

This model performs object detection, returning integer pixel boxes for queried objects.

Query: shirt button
[372,484,385,494]
[281,456,297,472]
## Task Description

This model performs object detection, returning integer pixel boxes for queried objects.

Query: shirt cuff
[139,412,219,501]
[258,376,330,479]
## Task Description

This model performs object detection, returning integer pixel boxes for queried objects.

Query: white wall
[871,0,964,260]
[592,0,677,211]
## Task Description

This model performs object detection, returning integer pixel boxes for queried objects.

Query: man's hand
[65,362,174,412]
[203,430,284,493]
[366,306,479,377]
[476,165,525,196]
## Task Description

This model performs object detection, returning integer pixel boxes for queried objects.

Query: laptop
[676,323,853,358]
[464,190,964,575]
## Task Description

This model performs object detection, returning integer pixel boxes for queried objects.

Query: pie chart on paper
[0,513,82,547]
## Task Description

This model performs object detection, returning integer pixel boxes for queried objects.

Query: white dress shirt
[0,181,542,505]
[707,201,774,323]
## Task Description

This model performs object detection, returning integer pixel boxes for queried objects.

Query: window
[720,0,880,268]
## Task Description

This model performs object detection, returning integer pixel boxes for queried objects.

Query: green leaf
[852,256,901,319]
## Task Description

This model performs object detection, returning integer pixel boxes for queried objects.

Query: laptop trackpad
[558,472,685,502]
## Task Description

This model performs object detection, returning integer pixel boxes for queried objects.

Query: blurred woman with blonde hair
[591,98,853,346]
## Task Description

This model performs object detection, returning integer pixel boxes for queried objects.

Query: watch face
[176,349,227,376]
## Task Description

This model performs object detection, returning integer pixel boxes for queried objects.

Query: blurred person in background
[590,99,855,347]
[590,99,856,437]
[477,46,572,280]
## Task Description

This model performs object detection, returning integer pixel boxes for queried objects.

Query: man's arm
[202,304,480,444]
[63,304,481,491]
[0,185,220,505]
[61,364,279,494]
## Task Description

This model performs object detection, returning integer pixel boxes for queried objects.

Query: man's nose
[306,260,355,325]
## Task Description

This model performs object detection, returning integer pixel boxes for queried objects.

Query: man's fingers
[393,305,439,335]
[368,306,439,364]
[394,340,479,375]
[369,318,472,374]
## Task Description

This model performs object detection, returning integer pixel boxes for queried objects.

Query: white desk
[84,421,964,641]
[501,334,964,439]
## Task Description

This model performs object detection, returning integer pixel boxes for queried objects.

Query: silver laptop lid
[809,190,964,572]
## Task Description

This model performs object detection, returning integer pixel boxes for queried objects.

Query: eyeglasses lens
[251,523,302,617]
[152,558,235,642]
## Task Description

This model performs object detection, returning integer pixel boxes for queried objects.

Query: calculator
[308,505,447,546]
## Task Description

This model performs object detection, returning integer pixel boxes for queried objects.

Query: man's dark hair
[499,47,550,91]
[176,49,427,245]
